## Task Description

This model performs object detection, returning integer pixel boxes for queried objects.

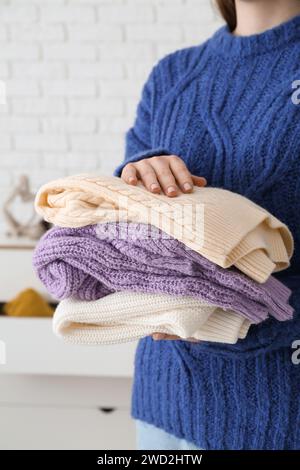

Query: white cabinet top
[0,317,137,378]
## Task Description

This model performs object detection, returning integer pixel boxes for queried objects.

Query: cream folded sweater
[35,174,293,283]
[53,291,251,345]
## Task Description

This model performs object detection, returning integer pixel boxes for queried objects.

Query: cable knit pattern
[35,174,293,283]
[53,292,251,345]
[112,16,300,449]
[33,222,293,323]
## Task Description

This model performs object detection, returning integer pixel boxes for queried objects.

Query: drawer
[0,317,137,377]
[0,375,133,408]
[0,404,135,450]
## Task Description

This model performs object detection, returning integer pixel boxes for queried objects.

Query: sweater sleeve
[113,61,172,177]
[189,282,300,359]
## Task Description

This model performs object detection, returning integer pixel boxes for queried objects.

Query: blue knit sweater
[114,15,300,449]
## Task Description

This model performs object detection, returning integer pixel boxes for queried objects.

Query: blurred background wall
[0,0,222,238]
[0,0,223,450]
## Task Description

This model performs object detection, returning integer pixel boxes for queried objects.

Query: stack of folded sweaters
[33,174,294,346]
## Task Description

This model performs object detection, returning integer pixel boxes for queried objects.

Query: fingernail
[167,186,177,195]
[128,177,136,184]
[150,183,160,192]
[183,182,192,191]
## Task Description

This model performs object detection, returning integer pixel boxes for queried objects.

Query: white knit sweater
[53,291,251,345]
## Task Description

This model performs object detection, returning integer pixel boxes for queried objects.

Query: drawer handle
[98,407,116,414]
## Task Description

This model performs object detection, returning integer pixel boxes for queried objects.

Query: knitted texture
[112,15,300,449]
[53,292,250,345]
[34,174,293,283]
[32,222,293,323]
[132,342,300,450]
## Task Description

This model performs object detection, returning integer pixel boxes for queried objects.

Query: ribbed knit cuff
[235,249,276,284]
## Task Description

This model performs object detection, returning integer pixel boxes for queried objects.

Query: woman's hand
[121,155,206,197]
[152,333,199,342]
[122,154,205,343]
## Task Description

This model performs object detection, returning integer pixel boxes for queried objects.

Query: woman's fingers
[121,163,138,185]
[150,157,179,196]
[121,155,207,197]
[152,333,177,340]
[169,156,194,193]
[192,175,207,187]
[134,160,161,193]
[152,333,199,342]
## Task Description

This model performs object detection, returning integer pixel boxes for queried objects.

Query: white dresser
[0,247,137,450]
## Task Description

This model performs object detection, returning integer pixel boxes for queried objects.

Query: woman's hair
[215,0,237,31]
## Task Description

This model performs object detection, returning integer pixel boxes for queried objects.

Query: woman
[114,0,300,450]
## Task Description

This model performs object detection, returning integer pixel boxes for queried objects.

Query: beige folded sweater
[35,174,293,283]
[53,291,251,345]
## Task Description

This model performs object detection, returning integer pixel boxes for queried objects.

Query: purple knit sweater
[33,222,293,324]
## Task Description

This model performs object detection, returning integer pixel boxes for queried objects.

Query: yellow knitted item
[3,288,54,317]
[35,174,294,283]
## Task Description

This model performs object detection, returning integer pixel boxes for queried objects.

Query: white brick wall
[0,0,222,236]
